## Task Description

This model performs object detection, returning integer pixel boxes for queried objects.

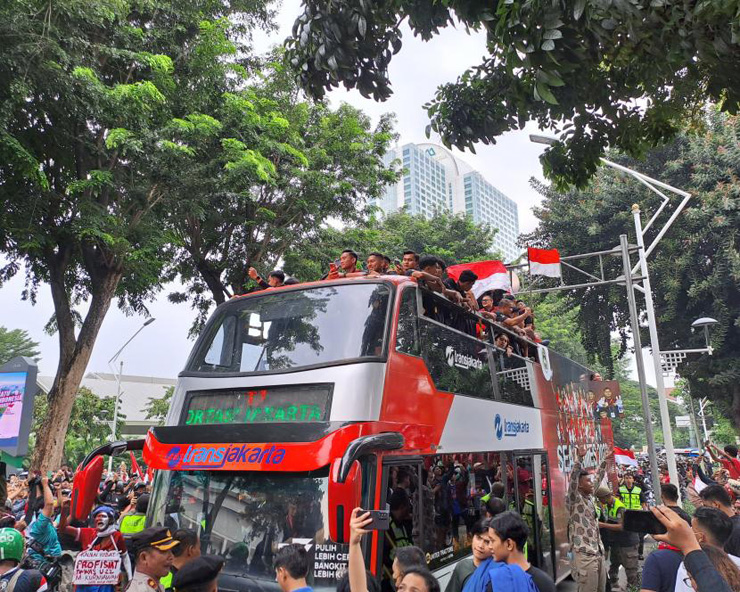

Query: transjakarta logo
[494,413,530,439]
[445,346,483,370]
[165,444,286,469]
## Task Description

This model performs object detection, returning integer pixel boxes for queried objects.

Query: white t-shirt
[673,552,740,592]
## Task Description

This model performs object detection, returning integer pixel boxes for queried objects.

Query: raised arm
[596,450,612,486]
[567,445,586,512]
[348,508,372,592]
[694,462,716,486]
[652,506,732,592]
[40,477,54,518]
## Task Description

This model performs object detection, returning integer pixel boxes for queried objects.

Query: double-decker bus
[73,276,614,592]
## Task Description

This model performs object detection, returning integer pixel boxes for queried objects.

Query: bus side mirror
[328,457,362,544]
[71,455,105,521]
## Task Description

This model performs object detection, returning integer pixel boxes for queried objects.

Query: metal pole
[699,399,710,442]
[620,234,662,503]
[108,360,123,473]
[687,392,700,449]
[632,205,680,492]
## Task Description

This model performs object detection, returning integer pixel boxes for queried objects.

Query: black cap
[172,555,224,591]
[131,527,179,555]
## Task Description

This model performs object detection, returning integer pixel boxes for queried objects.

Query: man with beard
[60,505,131,592]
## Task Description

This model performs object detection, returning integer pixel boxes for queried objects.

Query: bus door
[377,458,423,592]
[512,452,556,579]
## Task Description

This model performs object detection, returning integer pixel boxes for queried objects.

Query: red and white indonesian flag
[446,260,512,298]
[528,247,562,278]
[614,447,638,467]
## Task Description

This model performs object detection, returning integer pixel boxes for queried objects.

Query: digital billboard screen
[0,372,28,449]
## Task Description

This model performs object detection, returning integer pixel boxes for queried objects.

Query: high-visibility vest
[619,485,643,510]
[606,498,626,521]
[119,513,146,535]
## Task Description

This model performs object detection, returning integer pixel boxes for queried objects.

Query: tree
[283,210,499,281]
[0,327,40,364]
[526,294,589,367]
[523,110,740,427]
[0,0,273,469]
[610,380,691,451]
[144,386,173,426]
[160,56,399,334]
[29,387,125,467]
[285,1,740,188]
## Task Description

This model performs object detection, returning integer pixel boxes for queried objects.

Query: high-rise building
[376,142,520,262]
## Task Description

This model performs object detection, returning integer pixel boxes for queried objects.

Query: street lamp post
[106,317,155,472]
[530,134,696,492]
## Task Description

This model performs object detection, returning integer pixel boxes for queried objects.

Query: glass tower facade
[375,143,520,262]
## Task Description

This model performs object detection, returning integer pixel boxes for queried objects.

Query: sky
[0,0,658,386]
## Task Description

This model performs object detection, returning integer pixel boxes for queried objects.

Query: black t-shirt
[666,504,692,525]
[641,548,683,592]
[527,566,556,592]
[725,514,740,557]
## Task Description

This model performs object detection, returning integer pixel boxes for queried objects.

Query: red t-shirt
[720,457,740,479]
[75,528,127,553]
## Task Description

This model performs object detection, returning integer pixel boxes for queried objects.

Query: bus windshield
[149,469,344,592]
[189,283,391,374]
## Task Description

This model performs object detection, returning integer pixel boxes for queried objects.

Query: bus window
[382,463,422,592]
[512,454,554,577]
[395,287,420,356]
[203,315,237,369]
[420,454,504,574]
[494,350,534,407]
[419,318,494,400]
[148,468,348,592]
[189,283,392,374]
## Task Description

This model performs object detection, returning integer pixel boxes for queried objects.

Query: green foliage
[611,380,691,451]
[160,55,400,335]
[524,110,740,427]
[29,387,125,467]
[0,0,276,468]
[286,1,740,188]
[711,415,739,446]
[144,386,174,426]
[526,294,589,367]
[0,327,40,364]
[283,210,498,282]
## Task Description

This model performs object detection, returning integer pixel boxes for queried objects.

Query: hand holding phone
[623,510,668,535]
[650,505,701,554]
[360,508,390,531]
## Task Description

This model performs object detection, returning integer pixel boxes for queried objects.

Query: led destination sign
[182,384,332,426]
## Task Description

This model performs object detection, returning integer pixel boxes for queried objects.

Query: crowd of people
[249,249,544,358]
[565,441,740,592]
[0,463,225,592]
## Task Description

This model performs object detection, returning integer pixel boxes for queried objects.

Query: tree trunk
[31,271,122,471]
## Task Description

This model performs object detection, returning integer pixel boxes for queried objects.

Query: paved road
[555,544,654,592]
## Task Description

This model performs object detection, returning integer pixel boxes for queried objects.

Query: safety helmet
[0,528,25,563]
[91,505,117,519]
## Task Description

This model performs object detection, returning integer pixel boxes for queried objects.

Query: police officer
[597,486,639,591]
[170,556,223,592]
[127,528,179,592]
[618,472,646,559]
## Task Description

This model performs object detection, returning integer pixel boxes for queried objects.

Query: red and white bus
[73,276,614,592]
